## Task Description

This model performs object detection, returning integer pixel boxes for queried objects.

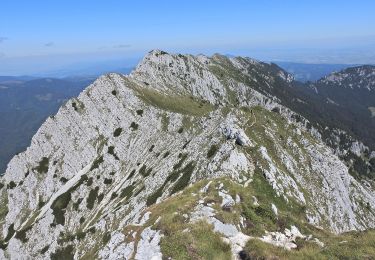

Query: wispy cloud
[113,44,131,49]
[0,37,8,43]
[44,42,54,47]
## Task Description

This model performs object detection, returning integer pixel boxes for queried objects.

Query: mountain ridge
[0,50,374,259]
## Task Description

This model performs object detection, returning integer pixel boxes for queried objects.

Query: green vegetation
[73,198,82,211]
[181,116,194,131]
[113,127,122,137]
[4,224,15,242]
[86,177,93,186]
[103,178,112,185]
[241,230,375,260]
[161,220,231,260]
[0,193,9,221]
[147,159,194,206]
[90,155,104,171]
[136,109,144,116]
[173,153,188,170]
[161,114,169,131]
[143,176,375,260]
[207,144,219,158]
[120,185,134,199]
[139,164,152,177]
[130,122,139,131]
[40,245,49,254]
[60,177,68,184]
[126,169,136,180]
[15,225,33,243]
[171,162,195,194]
[72,102,78,111]
[51,245,74,260]
[110,192,118,200]
[33,157,49,174]
[146,186,164,206]
[71,99,85,113]
[128,81,214,116]
[7,181,16,189]
[163,151,170,158]
[51,191,71,225]
[102,232,111,244]
[182,140,191,149]
[145,181,233,259]
[97,193,104,203]
[86,187,99,210]
[107,146,119,160]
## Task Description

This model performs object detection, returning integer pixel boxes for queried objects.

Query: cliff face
[0,50,375,259]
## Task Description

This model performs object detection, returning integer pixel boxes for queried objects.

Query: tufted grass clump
[107,146,119,160]
[136,109,144,116]
[130,122,139,131]
[160,220,231,260]
[120,185,134,199]
[90,155,104,171]
[173,153,188,170]
[33,157,49,174]
[15,226,33,243]
[51,245,74,260]
[163,151,170,158]
[207,144,219,158]
[139,165,152,177]
[146,186,164,206]
[171,162,195,194]
[103,178,112,185]
[51,191,71,225]
[7,181,16,189]
[71,99,85,113]
[86,187,99,210]
[113,127,122,137]
[102,232,111,244]
[126,169,136,180]
[241,230,375,260]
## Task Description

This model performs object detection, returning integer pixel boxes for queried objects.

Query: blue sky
[1,0,375,75]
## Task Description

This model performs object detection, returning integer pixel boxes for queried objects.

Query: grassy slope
[139,176,375,260]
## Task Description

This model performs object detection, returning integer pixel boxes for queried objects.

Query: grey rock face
[0,50,374,259]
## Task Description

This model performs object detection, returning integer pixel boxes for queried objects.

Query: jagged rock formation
[0,50,375,259]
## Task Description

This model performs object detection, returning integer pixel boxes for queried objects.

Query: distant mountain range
[275,62,359,82]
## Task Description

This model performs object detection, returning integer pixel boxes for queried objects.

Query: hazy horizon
[1,0,375,75]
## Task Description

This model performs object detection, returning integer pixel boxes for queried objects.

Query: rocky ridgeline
[318,65,375,91]
[0,50,374,259]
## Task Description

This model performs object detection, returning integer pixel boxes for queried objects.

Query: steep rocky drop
[0,50,374,259]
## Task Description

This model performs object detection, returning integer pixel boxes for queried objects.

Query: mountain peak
[1,51,375,259]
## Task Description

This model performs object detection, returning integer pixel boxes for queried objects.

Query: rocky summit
[1,50,375,259]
